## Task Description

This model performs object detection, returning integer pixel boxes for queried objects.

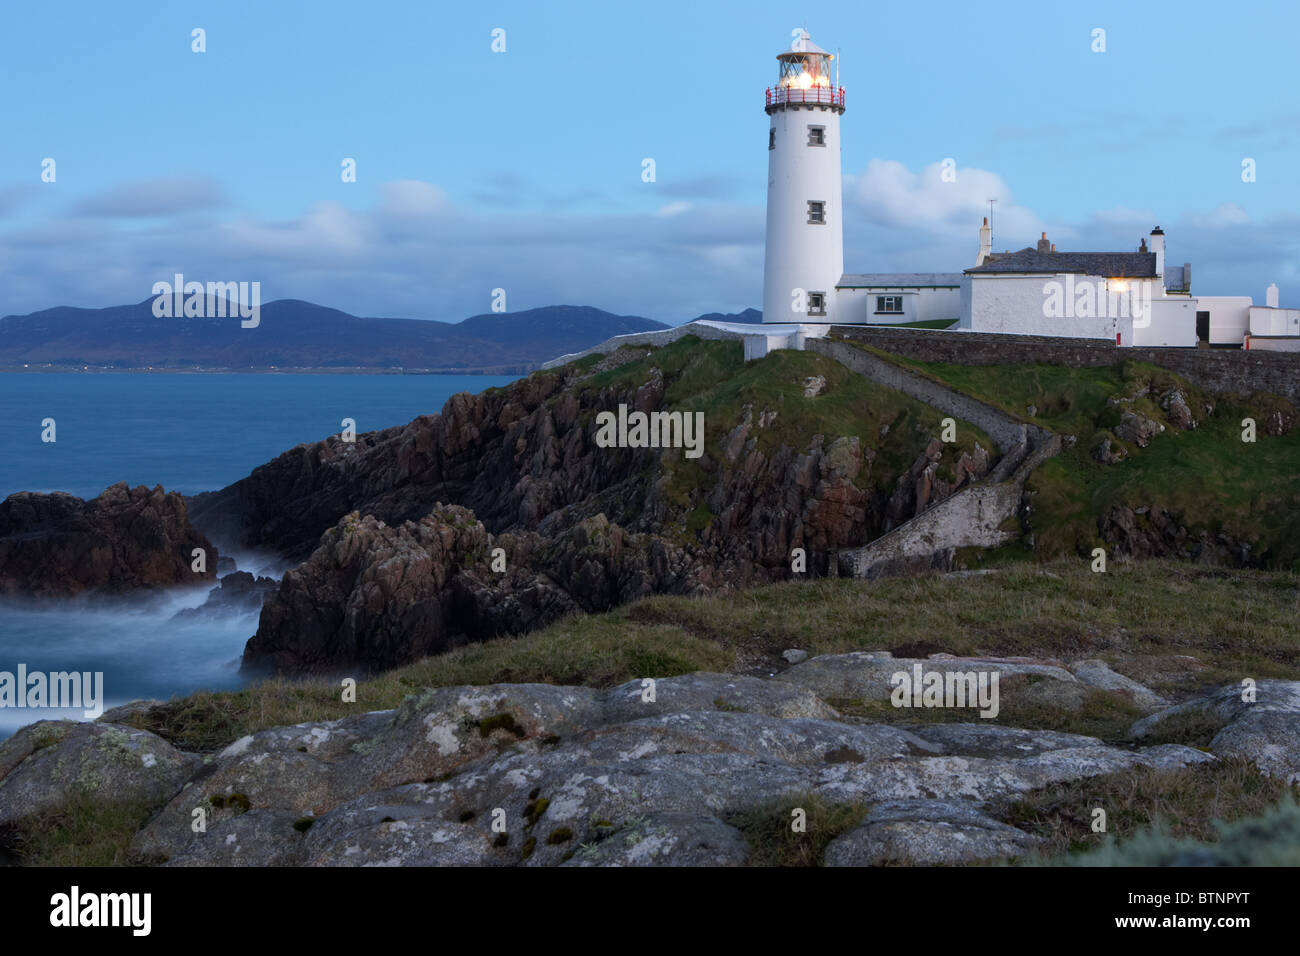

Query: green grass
[726,793,868,866]
[570,336,998,537]
[839,342,1300,567]
[1002,758,1300,864]
[4,794,157,866]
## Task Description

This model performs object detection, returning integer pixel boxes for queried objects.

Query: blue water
[0,372,519,737]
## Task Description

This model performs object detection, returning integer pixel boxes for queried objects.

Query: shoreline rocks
[0,482,216,597]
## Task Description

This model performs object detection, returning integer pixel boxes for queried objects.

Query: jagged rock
[175,570,278,619]
[0,482,216,596]
[243,507,695,675]
[0,722,194,829]
[1100,505,1188,559]
[782,649,809,665]
[824,799,1041,865]
[1264,409,1294,437]
[803,376,827,398]
[1092,435,1125,465]
[1130,680,1300,783]
[1113,411,1163,447]
[1159,389,1197,430]
[1068,659,1169,713]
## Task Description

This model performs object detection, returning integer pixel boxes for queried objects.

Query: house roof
[1164,265,1189,293]
[965,248,1158,278]
[837,272,963,288]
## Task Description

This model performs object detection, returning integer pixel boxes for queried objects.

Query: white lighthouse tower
[762,30,845,324]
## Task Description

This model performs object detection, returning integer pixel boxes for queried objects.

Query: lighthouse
[762,30,845,324]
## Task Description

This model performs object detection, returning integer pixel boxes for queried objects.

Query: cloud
[846,159,1043,240]
[70,176,226,219]
[3,161,1299,324]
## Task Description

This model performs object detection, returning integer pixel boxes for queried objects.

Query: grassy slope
[849,344,1300,567]
[567,336,997,536]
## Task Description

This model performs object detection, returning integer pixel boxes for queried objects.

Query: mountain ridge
[0,299,753,372]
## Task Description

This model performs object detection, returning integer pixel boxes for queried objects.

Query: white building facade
[754,30,1286,351]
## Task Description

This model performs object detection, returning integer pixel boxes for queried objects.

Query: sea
[0,372,519,738]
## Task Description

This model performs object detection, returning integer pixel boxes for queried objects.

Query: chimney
[1148,226,1165,277]
[1139,238,1147,253]
[1267,282,1279,308]
[1050,243,1056,252]
[977,217,992,266]
[1037,231,1051,254]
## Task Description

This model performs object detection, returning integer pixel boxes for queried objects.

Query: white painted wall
[1134,297,1197,347]
[1197,296,1252,345]
[763,103,844,323]
[964,274,1127,342]
[1249,306,1300,336]
[834,287,960,325]
[1246,335,1300,352]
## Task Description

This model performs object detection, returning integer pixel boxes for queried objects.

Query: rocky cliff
[194,341,994,673]
[0,482,216,597]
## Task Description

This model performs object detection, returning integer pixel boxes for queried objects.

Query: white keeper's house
[758,30,1300,352]
[546,29,1299,370]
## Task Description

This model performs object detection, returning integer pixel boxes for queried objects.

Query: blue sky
[1,0,1297,322]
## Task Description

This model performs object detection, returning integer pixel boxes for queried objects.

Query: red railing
[766,86,845,107]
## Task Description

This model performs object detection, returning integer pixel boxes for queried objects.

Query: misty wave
[0,583,266,739]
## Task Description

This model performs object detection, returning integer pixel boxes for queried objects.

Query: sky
[1,0,1298,323]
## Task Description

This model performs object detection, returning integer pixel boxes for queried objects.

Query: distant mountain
[687,308,763,325]
[0,300,671,373]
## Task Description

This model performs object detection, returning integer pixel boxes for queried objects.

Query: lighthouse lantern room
[763,30,846,325]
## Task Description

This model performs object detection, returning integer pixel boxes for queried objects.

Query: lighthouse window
[807,125,825,147]
[807,292,826,316]
[876,296,904,314]
[769,128,775,150]
[807,200,826,224]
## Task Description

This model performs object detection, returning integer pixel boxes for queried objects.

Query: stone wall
[807,336,1032,452]
[829,326,1300,404]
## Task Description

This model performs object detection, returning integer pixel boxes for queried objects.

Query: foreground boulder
[1130,680,1300,784]
[0,721,194,828]
[36,671,1212,867]
[0,483,216,596]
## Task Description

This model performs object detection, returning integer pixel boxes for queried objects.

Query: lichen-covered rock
[774,651,1076,705]
[824,799,1040,866]
[0,721,194,828]
[1131,680,1300,784]
[1068,659,1169,713]
[562,813,749,867]
[598,672,838,724]
[163,809,309,866]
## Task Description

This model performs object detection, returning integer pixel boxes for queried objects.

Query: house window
[875,295,903,314]
[807,200,826,224]
[807,292,826,316]
[807,125,825,147]
[769,127,775,150]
